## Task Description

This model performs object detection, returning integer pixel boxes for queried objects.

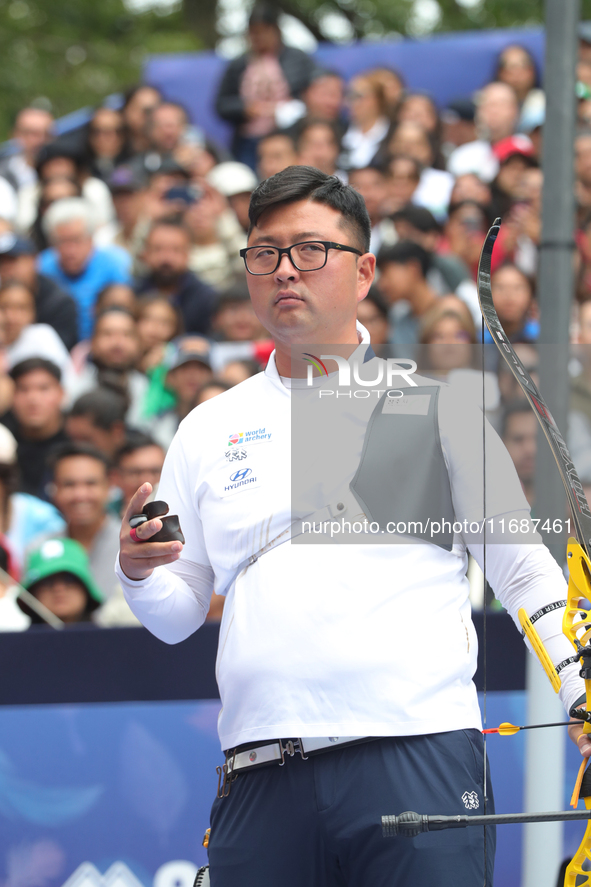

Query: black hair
[391,204,440,233]
[9,357,61,384]
[494,43,540,90]
[146,219,192,242]
[49,441,111,476]
[122,83,163,112]
[69,388,127,431]
[258,129,297,147]
[114,431,164,466]
[501,399,534,441]
[0,279,36,301]
[93,305,136,328]
[35,141,84,179]
[376,240,431,277]
[213,281,251,313]
[387,153,422,180]
[249,3,280,28]
[294,117,342,151]
[248,165,371,254]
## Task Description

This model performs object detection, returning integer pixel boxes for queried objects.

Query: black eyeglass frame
[239,240,363,275]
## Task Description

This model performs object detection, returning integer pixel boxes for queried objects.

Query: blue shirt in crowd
[38,246,131,341]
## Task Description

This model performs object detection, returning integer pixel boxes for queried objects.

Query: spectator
[121,84,163,156]
[0,358,68,502]
[97,164,146,257]
[195,379,232,405]
[576,131,591,213]
[184,183,245,290]
[295,119,344,177]
[38,197,131,341]
[66,388,128,462]
[85,107,127,182]
[218,358,261,386]
[136,102,191,177]
[0,107,54,192]
[66,307,148,430]
[376,240,439,346]
[447,81,520,182]
[449,173,493,209]
[494,43,543,132]
[386,121,454,220]
[368,67,405,120]
[111,432,165,516]
[36,442,121,600]
[0,423,64,567]
[135,220,216,335]
[17,141,115,234]
[297,70,346,131]
[0,282,74,382]
[356,287,389,345]
[69,283,138,373]
[342,72,390,170]
[501,400,537,507]
[30,175,82,252]
[136,293,182,372]
[151,336,213,448]
[0,232,78,349]
[440,98,477,161]
[18,537,104,625]
[487,263,538,345]
[348,166,396,255]
[257,131,298,180]
[384,154,421,214]
[397,92,443,159]
[211,284,268,342]
[215,3,315,170]
[206,161,258,234]
[490,135,537,215]
[442,200,490,281]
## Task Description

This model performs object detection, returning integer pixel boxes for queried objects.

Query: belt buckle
[278,738,308,765]
[216,749,238,798]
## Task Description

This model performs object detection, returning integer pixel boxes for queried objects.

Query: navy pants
[208,731,496,886]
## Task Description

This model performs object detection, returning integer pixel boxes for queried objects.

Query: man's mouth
[275,291,304,305]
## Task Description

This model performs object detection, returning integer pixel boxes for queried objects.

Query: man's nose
[273,252,300,282]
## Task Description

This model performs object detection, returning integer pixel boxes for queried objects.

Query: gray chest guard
[349,386,455,550]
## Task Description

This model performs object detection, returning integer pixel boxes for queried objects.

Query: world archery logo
[303,353,329,376]
[228,432,244,446]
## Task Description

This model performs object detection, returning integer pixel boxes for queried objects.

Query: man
[0,232,78,349]
[1,358,68,501]
[257,131,298,181]
[37,442,121,601]
[66,388,128,462]
[18,537,104,625]
[0,107,53,192]
[151,336,213,449]
[111,432,165,517]
[376,240,439,345]
[116,166,586,886]
[38,197,131,341]
[135,220,216,335]
[501,400,538,507]
[295,119,343,177]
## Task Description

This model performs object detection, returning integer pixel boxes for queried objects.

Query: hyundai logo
[230,468,252,482]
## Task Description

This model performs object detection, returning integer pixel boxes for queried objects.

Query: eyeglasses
[240,240,362,275]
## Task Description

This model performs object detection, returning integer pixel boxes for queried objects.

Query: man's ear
[357,252,376,302]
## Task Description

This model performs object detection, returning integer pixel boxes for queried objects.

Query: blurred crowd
[2,6,591,626]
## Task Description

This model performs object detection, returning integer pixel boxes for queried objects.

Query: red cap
[492,135,536,164]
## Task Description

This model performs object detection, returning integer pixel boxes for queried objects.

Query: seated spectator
[341,73,390,170]
[367,67,405,120]
[69,283,138,372]
[206,161,258,234]
[30,175,82,251]
[143,102,190,168]
[0,232,78,349]
[386,121,454,220]
[376,241,439,346]
[295,119,344,178]
[84,106,126,182]
[135,220,216,335]
[494,43,543,132]
[447,82,520,182]
[0,107,54,192]
[442,200,490,281]
[215,3,315,170]
[66,388,128,462]
[1,358,68,502]
[0,423,65,567]
[18,537,104,625]
[219,358,261,386]
[38,198,131,341]
[384,155,421,214]
[501,400,537,507]
[17,141,115,235]
[486,263,538,345]
[0,282,74,382]
[111,432,165,516]
[184,183,244,290]
[448,173,493,209]
[66,306,148,430]
[292,69,346,133]
[97,164,146,258]
[257,131,298,180]
[357,287,390,345]
[121,84,163,156]
[34,442,121,600]
[348,165,396,255]
[440,98,477,161]
[136,293,182,373]
[211,284,269,342]
[490,135,537,216]
[397,92,443,161]
[151,336,213,448]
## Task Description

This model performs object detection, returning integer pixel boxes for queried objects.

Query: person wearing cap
[183,182,245,291]
[215,3,315,170]
[0,231,78,350]
[490,134,537,215]
[19,537,104,625]
[150,336,213,449]
[207,161,258,235]
[440,98,476,160]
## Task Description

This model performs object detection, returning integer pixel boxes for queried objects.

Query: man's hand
[568,714,591,758]
[119,483,184,581]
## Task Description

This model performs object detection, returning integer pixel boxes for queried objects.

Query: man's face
[65,414,124,460]
[51,219,93,277]
[32,572,88,623]
[213,300,266,341]
[503,411,537,486]
[376,261,416,304]
[12,369,63,434]
[143,227,190,286]
[91,312,139,371]
[166,361,212,404]
[348,169,387,223]
[0,253,37,289]
[114,445,165,510]
[297,125,339,175]
[477,83,518,142]
[257,136,297,181]
[14,109,53,164]
[52,455,109,528]
[149,106,186,153]
[246,199,374,346]
[303,76,344,120]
